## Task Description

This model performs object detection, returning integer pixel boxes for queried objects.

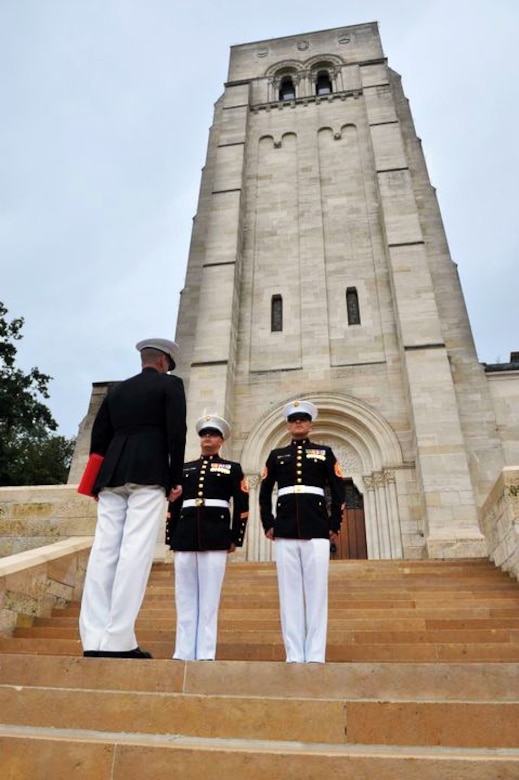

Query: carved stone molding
[335,445,361,475]
[363,476,374,491]
[374,471,386,489]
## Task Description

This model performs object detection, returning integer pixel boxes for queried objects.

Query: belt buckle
[195,498,205,507]
[294,485,304,494]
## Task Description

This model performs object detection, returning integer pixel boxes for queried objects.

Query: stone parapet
[480,467,519,580]
[0,485,97,557]
[0,537,92,637]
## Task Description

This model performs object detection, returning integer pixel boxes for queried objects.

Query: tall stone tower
[174,22,506,562]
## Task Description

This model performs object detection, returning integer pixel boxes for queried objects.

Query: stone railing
[0,485,97,557]
[480,467,519,580]
[0,537,92,637]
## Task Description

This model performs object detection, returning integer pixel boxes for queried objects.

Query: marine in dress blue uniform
[167,415,248,660]
[79,338,186,659]
[259,401,345,663]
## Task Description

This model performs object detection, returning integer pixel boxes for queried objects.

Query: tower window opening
[279,77,295,101]
[316,71,332,95]
[346,287,361,325]
[271,294,283,332]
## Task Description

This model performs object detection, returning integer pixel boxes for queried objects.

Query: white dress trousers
[173,550,228,660]
[274,537,330,663]
[79,483,166,652]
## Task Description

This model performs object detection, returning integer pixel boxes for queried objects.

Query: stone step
[1,674,517,748]
[152,568,516,580]
[12,625,519,646]
[146,599,519,616]
[51,604,519,620]
[141,594,519,607]
[2,655,518,701]
[55,599,519,621]
[143,584,519,597]
[2,725,518,780]
[152,561,515,579]
[150,559,502,572]
[154,566,515,578]
[146,585,519,597]
[2,636,519,662]
[33,615,519,632]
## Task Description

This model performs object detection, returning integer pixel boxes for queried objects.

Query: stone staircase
[1,558,518,777]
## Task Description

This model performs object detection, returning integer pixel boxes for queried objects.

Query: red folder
[77,453,104,497]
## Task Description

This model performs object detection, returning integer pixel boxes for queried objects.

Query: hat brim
[198,427,224,437]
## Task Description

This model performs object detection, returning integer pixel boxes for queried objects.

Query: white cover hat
[135,338,178,369]
[196,414,231,439]
[284,400,318,421]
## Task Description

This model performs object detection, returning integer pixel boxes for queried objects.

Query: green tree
[0,301,75,485]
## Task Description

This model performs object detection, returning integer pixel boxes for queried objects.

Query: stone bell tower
[173,22,505,562]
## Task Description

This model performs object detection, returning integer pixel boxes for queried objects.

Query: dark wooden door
[332,479,367,560]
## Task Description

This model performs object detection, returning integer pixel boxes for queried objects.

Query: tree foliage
[0,301,75,485]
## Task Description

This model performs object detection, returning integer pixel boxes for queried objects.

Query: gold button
[297,470,302,475]
[198,491,203,497]
[297,478,302,484]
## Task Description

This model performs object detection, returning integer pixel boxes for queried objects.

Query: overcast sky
[1,0,517,438]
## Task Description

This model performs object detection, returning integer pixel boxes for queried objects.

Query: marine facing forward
[167,414,248,660]
[259,400,345,663]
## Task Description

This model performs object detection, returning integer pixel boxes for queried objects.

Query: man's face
[287,415,312,440]
[199,429,224,455]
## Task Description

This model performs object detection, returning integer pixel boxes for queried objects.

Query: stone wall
[486,372,519,466]
[0,485,97,557]
[480,467,519,580]
[0,537,92,637]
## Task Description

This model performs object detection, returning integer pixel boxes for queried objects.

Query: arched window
[271,294,283,331]
[316,71,333,95]
[346,287,360,325]
[279,77,295,101]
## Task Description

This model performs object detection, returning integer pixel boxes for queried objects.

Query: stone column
[385,469,403,558]
[363,475,379,559]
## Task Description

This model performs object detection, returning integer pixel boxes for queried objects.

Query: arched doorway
[240,393,404,562]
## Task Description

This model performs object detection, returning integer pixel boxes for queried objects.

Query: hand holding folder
[77,453,104,498]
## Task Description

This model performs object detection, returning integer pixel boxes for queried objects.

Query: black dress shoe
[94,647,153,659]
[83,647,153,659]
[125,647,153,659]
